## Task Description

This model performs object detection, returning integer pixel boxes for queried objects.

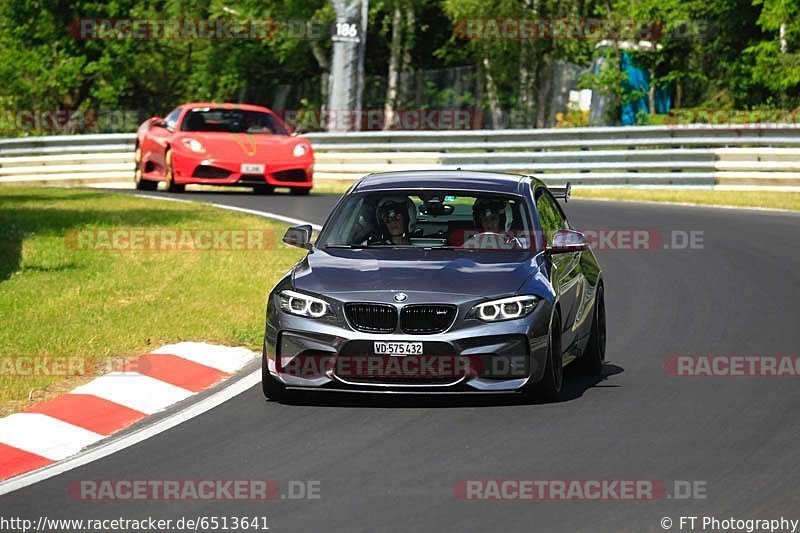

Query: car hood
[292,248,539,298]
[174,132,304,160]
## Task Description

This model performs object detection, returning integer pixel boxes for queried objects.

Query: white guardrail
[2,126,800,187]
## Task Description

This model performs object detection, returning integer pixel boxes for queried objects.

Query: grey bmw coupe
[262,170,605,402]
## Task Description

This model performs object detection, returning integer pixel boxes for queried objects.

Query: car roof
[180,102,272,113]
[352,170,545,194]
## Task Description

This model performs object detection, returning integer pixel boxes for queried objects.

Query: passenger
[472,198,507,233]
[371,199,412,245]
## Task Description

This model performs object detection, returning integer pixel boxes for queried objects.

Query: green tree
[747,0,800,105]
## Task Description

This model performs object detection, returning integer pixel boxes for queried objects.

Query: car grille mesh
[345,303,457,334]
[345,303,397,333]
[193,165,232,179]
[273,169,308,182]
[400,305,457,334]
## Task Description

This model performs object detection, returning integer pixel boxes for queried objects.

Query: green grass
[310,180,357,195]
[573,189,800,211]
[0,187,304,414]
[309,179,800,211]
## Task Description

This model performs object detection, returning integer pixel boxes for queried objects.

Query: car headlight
[279,290,330,318]
[470,295,539,322]
[182,138,205,153]
[292,143,309,157]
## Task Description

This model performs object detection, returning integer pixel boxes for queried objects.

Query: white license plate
[240,163,265,174]
[373,342,423,356]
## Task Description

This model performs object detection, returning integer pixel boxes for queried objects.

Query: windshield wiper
[326,244,419,249]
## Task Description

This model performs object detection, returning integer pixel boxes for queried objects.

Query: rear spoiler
[550,182,571,203]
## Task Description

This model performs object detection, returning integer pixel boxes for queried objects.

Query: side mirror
[283,224,313,249]
[291,128,309,136]
[151,118,167,129]
[548,229,589,254]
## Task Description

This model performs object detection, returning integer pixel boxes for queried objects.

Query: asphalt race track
[2,189,799,532]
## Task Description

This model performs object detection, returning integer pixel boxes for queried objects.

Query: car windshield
[317,190,536,251]
[180,108,288,135]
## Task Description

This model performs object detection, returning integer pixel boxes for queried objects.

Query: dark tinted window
[180,108,287,135]
[535,189,567,243]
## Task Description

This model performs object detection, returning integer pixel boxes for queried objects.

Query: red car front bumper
[172,152,314,189]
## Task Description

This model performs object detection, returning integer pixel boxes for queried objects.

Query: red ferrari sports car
[134,102,314,195]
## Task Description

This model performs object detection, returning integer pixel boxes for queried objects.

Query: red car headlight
[182,138,206,153]
[293,143,310,157]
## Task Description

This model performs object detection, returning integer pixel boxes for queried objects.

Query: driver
[473,198,507,233]
[463,197,522,249]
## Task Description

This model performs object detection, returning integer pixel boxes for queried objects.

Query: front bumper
[172,153,313,188]
[264,301,551,393]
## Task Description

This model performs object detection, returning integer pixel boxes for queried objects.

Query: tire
[163,149,185,193]
[253,185,274,195]
[573,283,606,376]
[261,344,290,402]
[134,145,157,191]
[290,188,311,196]
[527,310,564,403]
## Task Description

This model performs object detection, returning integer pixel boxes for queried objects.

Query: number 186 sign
[332,22,360,42]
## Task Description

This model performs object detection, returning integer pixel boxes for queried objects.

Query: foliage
[0,0,798,132]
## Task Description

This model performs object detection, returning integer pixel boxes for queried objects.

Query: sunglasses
[382,211,404,222]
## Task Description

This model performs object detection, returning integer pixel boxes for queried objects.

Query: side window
[164,108,182,131]
[535,189,567,243]
[265,113,288,135]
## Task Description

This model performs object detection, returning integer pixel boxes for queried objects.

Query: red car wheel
[134,145,157,191]
[164,149,185,193]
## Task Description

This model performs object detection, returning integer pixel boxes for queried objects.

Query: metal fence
[2,126,800,187]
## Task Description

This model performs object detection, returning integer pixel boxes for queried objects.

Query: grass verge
[0,187,304,415]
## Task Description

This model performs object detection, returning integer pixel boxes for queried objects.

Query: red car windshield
[180,108,288,135]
